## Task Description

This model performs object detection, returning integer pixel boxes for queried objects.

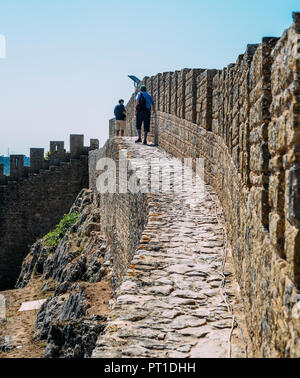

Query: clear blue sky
[0,0,299,155]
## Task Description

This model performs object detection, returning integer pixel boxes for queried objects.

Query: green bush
[44,151,51,161]
[44,211,80,248]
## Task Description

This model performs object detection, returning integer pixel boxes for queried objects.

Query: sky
[0,0,299,155]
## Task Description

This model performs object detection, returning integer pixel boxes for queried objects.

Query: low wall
[123,13,300,357]
[89,139,149,288]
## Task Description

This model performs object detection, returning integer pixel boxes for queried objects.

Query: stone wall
[89,139,149,288]
[0,135,99,290]
[122,13,300,357]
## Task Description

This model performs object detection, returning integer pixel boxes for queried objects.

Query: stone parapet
[89,139,149,287]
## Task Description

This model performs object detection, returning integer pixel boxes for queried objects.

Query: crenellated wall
[0,135,99,290]
[122,13,300,357]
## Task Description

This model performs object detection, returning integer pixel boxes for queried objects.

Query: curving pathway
[92,138,247,358]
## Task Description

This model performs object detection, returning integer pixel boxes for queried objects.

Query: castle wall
[121,13,300,357]
[89,139,149,288]
[0,135,98,290]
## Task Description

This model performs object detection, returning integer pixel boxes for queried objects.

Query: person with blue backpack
[135,85,155,145]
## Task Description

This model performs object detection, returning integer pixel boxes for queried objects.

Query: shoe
[143,140,148,145]
[135,138,142,143]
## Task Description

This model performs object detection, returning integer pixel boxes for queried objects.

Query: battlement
[0,134,99,185]
[0,133,98,290]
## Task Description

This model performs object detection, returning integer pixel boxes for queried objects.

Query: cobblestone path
[92,138,247,358]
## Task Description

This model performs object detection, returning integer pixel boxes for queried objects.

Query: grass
[44,211,80,248]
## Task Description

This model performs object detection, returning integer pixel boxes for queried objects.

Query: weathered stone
[213,320,233,329]
[167,265,195,274]
[142,285,173,296]
[178,327,211,338]
[35,285,106,358]
[170,315,207,329]
[171,290,206,300]
[192,308,212,319]
[17,189,107,290]
[190,337,229,358]
[178,344,193,353]
[90,139,246,359]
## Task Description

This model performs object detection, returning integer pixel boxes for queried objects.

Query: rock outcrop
[36,284,106,358]
[17,189,109,293]
[15,188,111,358]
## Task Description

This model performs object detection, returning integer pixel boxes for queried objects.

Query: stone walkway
[92,138,247,358]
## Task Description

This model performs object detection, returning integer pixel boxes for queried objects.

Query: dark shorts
[136,109,151,132]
